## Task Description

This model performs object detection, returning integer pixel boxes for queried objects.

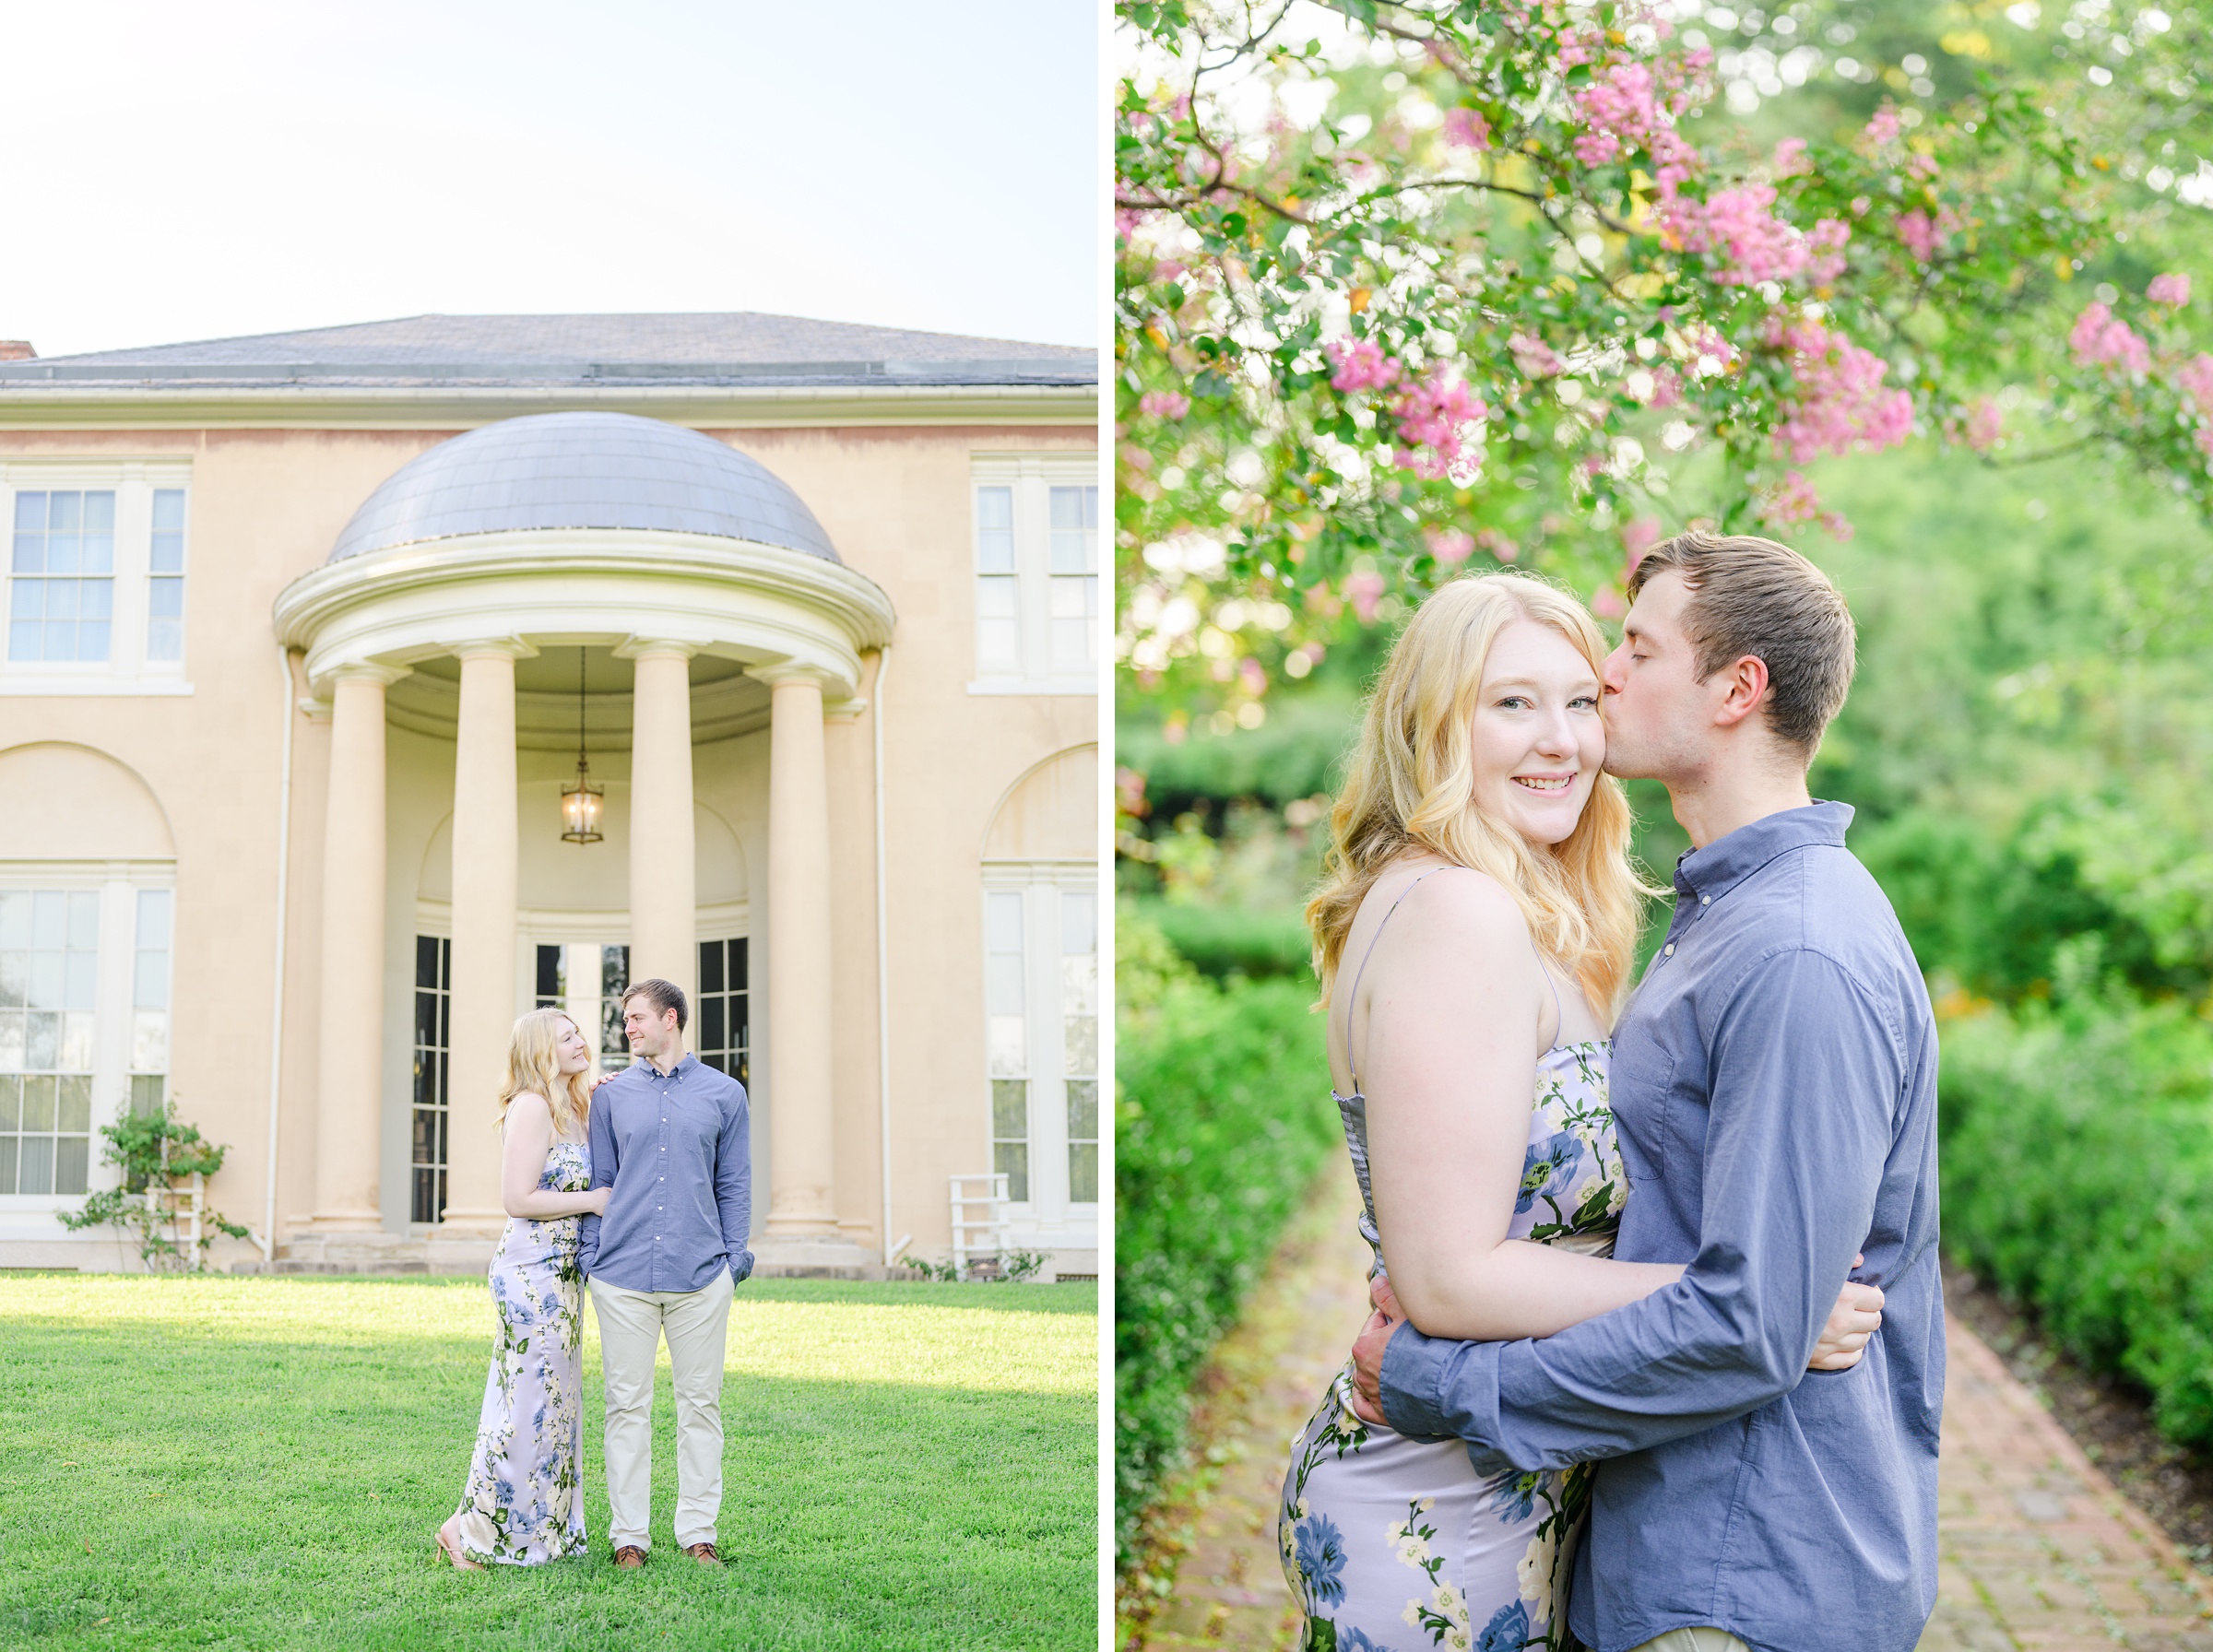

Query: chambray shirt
[1381,803,1943,1652]
[578,1053,754,1292]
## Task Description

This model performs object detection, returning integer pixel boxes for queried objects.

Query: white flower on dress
[1433,1581,1468,1627]
[1517,1524,1558,1604]
[1403,1599,1426,1628]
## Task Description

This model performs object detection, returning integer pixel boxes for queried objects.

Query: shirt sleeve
[579,1088,617,1279]
[1380,948,1899,1475]
[716,1083,754,1282]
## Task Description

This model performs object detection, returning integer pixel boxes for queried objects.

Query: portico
[271,414,893,1269]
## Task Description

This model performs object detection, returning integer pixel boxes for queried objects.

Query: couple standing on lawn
[432,974,754,1573]
[1280,534,1942,1652]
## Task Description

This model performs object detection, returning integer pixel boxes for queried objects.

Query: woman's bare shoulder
[505,1091,553,1124]
[1359,860,1531,955]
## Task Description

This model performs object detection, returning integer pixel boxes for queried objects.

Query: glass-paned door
[696,938,750,1085]
[0,890,99,1195]
[1062,891,1098,1205]
[985,891,1029,1201]
[411,936,451,1224]
[130,891,172,1117]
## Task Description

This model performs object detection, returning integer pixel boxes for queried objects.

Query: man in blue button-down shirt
[580,976,753,1568]
[1354,534,1942,1652]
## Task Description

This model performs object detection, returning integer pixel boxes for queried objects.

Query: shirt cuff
[1380,1321,1504,1452]
[730,1250,754,1283]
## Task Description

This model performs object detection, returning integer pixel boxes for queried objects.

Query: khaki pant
[1628,1630,1753,1652]
[589,1269,733,1551]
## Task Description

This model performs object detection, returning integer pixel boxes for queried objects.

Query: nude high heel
[435,1517,486,1572]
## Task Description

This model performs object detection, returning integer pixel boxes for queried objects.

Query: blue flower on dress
[1477,1599,1531,1652]
[1341,1630,1397,1652]
[1489,1469,1539,1523]
[1515,1132,1581,1213]
[1294,1513,1349,1608]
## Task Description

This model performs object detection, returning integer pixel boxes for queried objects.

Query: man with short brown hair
[1355,534,1944,1652]
[579,976,752,1569]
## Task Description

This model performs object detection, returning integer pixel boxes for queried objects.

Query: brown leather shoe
[612,1545,646,1569]
[682,1541,721,1567]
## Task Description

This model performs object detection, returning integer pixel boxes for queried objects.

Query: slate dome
[327,411,838,563]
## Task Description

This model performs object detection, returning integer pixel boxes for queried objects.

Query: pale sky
[1,0,1098,359]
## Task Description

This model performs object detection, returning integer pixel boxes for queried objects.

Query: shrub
[1114,911,1334,1565]
[1940,995,2213,1446]
[1132,898,1312,982]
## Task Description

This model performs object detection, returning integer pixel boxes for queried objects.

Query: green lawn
[0,1274,1097,1651]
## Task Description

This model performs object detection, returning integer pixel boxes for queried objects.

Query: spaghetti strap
[1341,867,1447,1096]
[1528,930,1564,1047]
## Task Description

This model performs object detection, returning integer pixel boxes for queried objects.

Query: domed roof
[328,411,838,563]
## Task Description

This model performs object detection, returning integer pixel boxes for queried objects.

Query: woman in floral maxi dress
[435,1009,609,1569]
[1279,575,1877,1652]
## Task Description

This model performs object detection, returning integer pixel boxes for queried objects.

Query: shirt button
[1663,944,1675,956]
[1700,895,1710,905]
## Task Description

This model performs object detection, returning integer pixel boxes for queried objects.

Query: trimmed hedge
[1941,996,2213,1446]
[1114,914,1335,1564]
[1132,898,1313,981]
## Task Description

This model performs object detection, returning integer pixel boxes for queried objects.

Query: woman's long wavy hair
[1307,572,1653,1021]
[495,1009,595,1139]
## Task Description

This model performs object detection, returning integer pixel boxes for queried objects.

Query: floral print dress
[1280,1041,1625,1652]
[451,1138,591,1564]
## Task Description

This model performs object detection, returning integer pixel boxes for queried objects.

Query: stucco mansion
[0,313,1098,1279]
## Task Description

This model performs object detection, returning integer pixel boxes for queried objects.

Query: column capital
[613,637,703,663]
[746,659,841,692]
[326,660,412,689]
[447,636,537,663]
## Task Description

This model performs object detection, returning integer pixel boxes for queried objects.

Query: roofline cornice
[0,380,1097,431]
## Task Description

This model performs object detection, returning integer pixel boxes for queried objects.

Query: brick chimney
[0,342,35,360]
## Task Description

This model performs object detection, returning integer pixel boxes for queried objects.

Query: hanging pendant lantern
[561,645,604,844]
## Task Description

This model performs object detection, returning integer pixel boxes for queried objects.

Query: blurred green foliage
[1940,994,2213,1448]
[1113,909,1333,1566]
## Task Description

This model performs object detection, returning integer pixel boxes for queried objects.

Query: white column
[437,641,529,1233]
[620,640,699,1014]
[308,664,406,1230]
[753,662,840,1237]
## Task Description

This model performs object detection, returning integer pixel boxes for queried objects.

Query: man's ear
[1710,654,1771,732]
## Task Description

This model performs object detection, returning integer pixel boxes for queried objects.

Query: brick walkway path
[1130,1170,2213,1651]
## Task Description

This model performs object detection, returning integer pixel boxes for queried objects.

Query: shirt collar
[640,1051,698,1081]
[1673,800,1853,904]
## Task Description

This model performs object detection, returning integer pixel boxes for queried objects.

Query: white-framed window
[0,870,174,1206]
[969,454,1098,695]
[0,462,193,694]
[414,935,453,1224]
[695,937,750,1087]
[980,869,1100,1231]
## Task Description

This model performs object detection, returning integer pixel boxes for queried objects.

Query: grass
[0,1274,1097,1651]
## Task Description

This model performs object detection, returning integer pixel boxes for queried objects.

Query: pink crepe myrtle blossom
[1344,570,1386,623]
[1661,183,1831,287]
[1328,337,1402,393]
[1861,106,1902,150]
[1894,206,1960,265]
[1570,61,1700,172]
[1391,370,1488,478]
[1237,656,1267,696]
[1152,260,1188,285]
[2196,426,2213,460]
[1965,397,2003,453]
[1115,207,1148,244]
[1766,316,1913,464]
[1591,584,1626,620]
[2068,302,2151,375]
[1622,516,1665,568]
[2177,353,2213,417]
[1906,153,1940,181]
[1805,218,1851,285]
[1441,107,1492,150]
[1761,470,1823,526]
[1139,391,1190,419]
[1477,528,1520,563]
[2148,273,2192,307]
[1509,333,1566,379]
[1425,525,1476,565]
[1771,137,1811,178]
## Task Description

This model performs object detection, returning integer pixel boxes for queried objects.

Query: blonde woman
[1277,573,1873,1651]
[434,1009,609,1569]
